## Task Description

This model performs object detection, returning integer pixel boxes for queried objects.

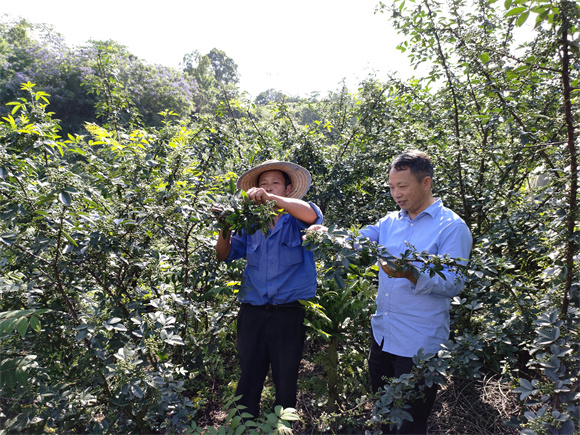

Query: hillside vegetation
[0,1,578,433]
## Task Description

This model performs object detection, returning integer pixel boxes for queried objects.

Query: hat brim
[236,161,311,199]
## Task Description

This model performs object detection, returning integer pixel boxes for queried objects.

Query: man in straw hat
[215,160,323,419]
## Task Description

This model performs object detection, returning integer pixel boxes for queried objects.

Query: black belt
[242,301,303,310]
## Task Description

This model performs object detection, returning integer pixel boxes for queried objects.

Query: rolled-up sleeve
[413,221,472,297]
[226,232,248,263]
[297,202,323,229]
[359,221,380,243]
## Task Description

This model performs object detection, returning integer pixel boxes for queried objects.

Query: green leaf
[0,317,18,334]
[165,335,185,345]
[519,378,534,390]
[334,273,346,289]
[76,329,88,341]
[412,267,422,280]
[131,384,144,398]
[16,317,28,338]
[520,132,530,145]
[62,230,78,247]
[10,103,23,115]
[280,407,300,421]
[35,192,56,207]
[479,52,490,64]
[535,9,550,28]
[505,6,527,17]
[516,10,530,27]
[59,191,72,206]
[29,315,41,333]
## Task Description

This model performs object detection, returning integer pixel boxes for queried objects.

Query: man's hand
[379,260,418,284]
[246,187,271,205]
[211,205,227,221]
[303,224,328,241]
[305,224,327,234]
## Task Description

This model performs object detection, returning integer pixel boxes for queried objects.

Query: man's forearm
[216,229,232,261]
[270,196,318,224]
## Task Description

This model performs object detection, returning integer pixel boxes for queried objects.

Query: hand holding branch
[379,259,418,284]
[245,187,271,205]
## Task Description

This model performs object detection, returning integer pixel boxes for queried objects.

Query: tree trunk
[327,335,339,413]
[559,1,578,317]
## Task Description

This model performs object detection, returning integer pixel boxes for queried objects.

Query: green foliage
[181,48,240,115]
[0,308,50,391]
[512,310,579,434]
[213,188,281,237]
[185,402,299,434]
[304,226,468,286]
[0,1,579,431]
[0,83,234,433]
[0,19,205,133]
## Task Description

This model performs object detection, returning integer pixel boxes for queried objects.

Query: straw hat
[236,160,312,199]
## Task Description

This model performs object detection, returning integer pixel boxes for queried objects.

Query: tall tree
[206,48,239,86]
[181,48,240,113]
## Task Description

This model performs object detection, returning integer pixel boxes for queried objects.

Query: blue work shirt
[359,199,472,357]
[226,202,323,305]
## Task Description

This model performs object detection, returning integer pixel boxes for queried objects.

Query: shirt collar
[269,212,291,237]
[398,198,442,220]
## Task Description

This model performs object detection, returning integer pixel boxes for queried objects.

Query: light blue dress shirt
[359,199,472,357]
[227,202,324,305]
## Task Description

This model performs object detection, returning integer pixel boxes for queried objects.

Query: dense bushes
[1,1,579,433]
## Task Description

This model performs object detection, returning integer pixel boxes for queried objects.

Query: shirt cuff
[308,202,324,225]
[413,272,433,295]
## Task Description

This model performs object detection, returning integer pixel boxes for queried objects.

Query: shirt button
[385,293,389,297]
[385,312,388,316]
[410,223,413,226]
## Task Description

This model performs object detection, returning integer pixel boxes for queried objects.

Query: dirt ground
[427,375,520,434]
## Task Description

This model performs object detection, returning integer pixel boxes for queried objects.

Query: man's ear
[285,183,293,196]
[423,176,432,190]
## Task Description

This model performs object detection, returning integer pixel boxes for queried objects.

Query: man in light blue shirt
[360,150,472,434]
[215,161,323,419]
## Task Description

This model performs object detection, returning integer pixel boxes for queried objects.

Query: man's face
[258,170,292,197]
[388,167,432,219]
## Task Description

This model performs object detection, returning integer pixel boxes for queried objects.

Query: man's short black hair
[257,170,292,187]
[390,150,434,182]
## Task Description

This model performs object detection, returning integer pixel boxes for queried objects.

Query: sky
[1,0,421,99]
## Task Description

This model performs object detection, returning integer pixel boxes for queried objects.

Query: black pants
[235,302,306,418]
[368,336,438,434]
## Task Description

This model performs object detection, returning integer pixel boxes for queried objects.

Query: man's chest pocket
[280,238,304,268]
[246,237,261,268]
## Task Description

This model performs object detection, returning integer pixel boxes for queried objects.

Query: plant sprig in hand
[213,189,283,238]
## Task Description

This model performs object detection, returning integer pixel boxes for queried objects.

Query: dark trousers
[235,302,306,418]
[369,336,438,434]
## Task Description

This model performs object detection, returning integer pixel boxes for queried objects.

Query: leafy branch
[212,185,282,237]
[302,226,468,290]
